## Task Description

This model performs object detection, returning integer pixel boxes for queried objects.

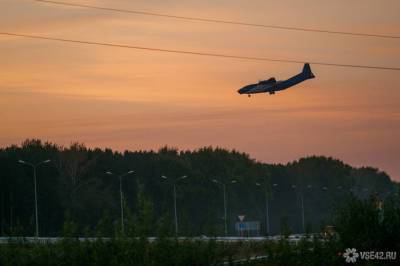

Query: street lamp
[160,175,187,237]
[291,184,312,234]
[18,159,51,237]
[106,170,134,234]
[256,180,272,236]
[212,179,236,236]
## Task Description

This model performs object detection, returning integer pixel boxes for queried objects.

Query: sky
[1,0,399,180]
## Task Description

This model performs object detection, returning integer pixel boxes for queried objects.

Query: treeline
[0,139,396,237]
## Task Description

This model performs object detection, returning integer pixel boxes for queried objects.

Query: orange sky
[1,0,399,180]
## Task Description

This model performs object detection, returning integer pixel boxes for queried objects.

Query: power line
[33,0,400,39]
[1,32,399,71]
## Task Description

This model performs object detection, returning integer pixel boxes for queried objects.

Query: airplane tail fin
[302,63,315,79]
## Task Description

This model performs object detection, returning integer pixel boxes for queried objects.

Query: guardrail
[0,234,318,244]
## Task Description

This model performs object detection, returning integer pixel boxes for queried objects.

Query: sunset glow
[1,0,399,179]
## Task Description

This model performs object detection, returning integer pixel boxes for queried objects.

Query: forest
[0,139,396,237]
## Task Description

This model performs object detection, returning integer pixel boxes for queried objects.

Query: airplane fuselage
[238,63,315,96]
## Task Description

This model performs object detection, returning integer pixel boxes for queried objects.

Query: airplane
[238,63,315,97]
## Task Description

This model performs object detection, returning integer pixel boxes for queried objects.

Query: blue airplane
[238,63,315,97]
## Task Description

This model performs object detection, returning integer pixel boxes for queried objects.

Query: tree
[334,192,400,251]
[134,181,154,237]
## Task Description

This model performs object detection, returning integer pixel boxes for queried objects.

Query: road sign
[238,215,245,221]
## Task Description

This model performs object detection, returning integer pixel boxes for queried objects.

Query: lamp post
[106,170,134,234]
[18,159,51,237]
[212,179,237,236]
[161,175,187,237]
[292,184,312,234]
[256,181,272,235]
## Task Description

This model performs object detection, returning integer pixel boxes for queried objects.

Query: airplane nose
[238,84,253,94]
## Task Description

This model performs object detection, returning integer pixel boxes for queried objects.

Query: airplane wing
[259,77,276,85]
